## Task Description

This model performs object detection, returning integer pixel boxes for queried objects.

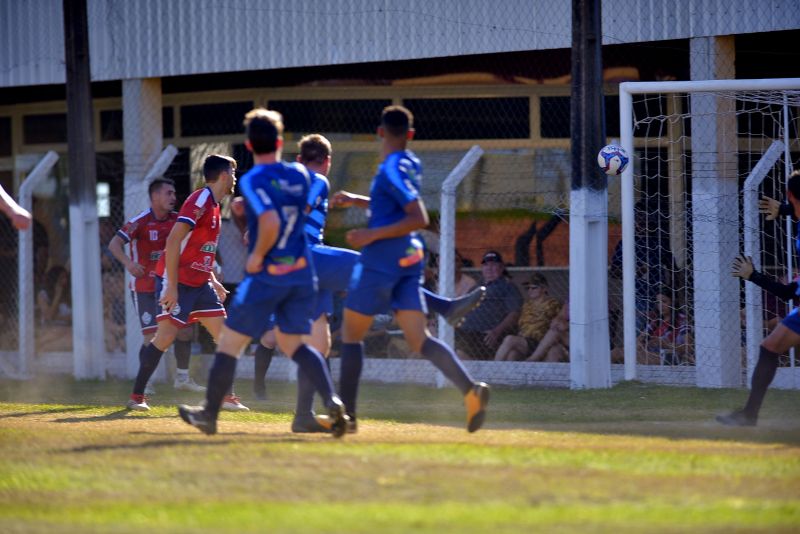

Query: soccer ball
[597,144,630,176]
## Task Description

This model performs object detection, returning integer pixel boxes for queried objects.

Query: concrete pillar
[122,78,163,378]
[689,36,741,387]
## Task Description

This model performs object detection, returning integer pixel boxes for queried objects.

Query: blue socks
[421,337,473,395]
[421,288,451,316]
[204,353,238,418]
[292,345,337,409]
[174,339,192,371]
[339,342,364,417]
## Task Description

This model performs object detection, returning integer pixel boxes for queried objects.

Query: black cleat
[326,397,348,438]
[446,286,486,328]
[715,409,757,427]
[464,382,490,433]
[178,405,218,435]
[292,413,332,434]
[346,416,358,434]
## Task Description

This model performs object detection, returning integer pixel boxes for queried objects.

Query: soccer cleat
[174,376,206,392]
[221,395,250,412]
[446,286,487,328]
[464,382,490,433]
[715,409,757,427]
[178,405,217,435]
[292,413,332,434]
[326,397,348,438]
[126,394,150,411]
[345,416,358,434]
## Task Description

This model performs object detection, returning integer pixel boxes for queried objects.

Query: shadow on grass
[59,433,308,453]
[0,406,90,419]
[52,409,176,423]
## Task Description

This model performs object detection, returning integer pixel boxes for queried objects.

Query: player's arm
[0,185,31,230]
[159,221,192,312]
[246,210,280,274]
[331,190,370,209]
[346,199,429,249]
[732,254,798,300]
[108,234,145,277]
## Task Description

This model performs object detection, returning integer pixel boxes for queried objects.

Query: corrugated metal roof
[0,0,798,88]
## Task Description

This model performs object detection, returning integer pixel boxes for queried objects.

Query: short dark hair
[243,108,284,155]
[148,177,175,198]
[789,170,800,200]
[381,105,413,137]
[203,154,236,182]
[298,134,332,164]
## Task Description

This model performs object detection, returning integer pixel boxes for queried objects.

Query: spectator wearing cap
[494,273,562,361]
[455,250,523,359]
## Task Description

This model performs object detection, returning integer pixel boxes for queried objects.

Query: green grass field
[1,376,799,533]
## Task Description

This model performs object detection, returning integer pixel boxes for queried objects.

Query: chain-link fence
[1,1,797,386]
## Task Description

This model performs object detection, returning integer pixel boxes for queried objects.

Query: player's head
[203,154,237,194]
[243,108,284,156]
[788,170,800,203]
[297,134,332,175]
[148,177,176,212]
[379,105,414,142]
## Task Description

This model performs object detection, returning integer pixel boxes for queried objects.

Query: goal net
[618,79,800,389]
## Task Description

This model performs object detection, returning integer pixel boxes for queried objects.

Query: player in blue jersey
[717,169,800,427]
[264,134,486,433]
[178,108,347,437]
[333,106,490,433]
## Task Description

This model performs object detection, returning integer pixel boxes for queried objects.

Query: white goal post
[619,78,800,388]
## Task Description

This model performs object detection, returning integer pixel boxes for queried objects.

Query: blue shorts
[344,263,426,316]
[225,275,314,338]
[312,244,360,318]
[132,291,158,335]
[782,307,800,335]
[155,277,226,327]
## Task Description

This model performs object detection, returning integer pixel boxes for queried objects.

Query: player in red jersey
[127,155,246,411]
[109,178,204,393]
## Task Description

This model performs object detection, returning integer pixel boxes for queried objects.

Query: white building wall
[1,0,799,88]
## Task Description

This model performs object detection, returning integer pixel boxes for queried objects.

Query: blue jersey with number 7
[239,161,314,286]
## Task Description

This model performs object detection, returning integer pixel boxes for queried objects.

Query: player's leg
[717,316,800,427]
[179,322,251,435]
[253,327,276,400]
[198,314,249,412]
[128,319,179,410]
[276,286,347,438]
[173,325,205,391]
[421,286,486,327]
[292,313,333,433]
[394,274,489,433]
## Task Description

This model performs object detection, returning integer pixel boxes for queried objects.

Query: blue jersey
[305,172,329,245]
[239,161,314,286]
[360,150,425,275]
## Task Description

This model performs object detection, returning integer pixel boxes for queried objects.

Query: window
[269,99,391,134]
[0,117,11,156]
[23,114,67,144]
[405,98,529,140]
[180,102,252,136]
[99,108,175,141]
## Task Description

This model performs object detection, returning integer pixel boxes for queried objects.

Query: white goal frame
[619,78,800,387]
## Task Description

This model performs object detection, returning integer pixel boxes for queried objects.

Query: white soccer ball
[597,144,630,176]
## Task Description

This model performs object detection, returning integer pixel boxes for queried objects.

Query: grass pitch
[1,376,799,533]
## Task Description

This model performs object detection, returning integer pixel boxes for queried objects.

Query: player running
[178,109,347,437]
[335,105,490,433]
[126,155,247,411]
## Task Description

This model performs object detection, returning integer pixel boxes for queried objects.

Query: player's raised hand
[10,207,31,231]
[759,196,781,221]
[332,190,369,209]
[159,284,179,314]
[731,254,754,280]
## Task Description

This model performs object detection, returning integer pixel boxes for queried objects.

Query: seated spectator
[610,288,692,365]
[526,301,570,362]
[36,265,71,325]
[494,273,561,361]
[456,250,523,360]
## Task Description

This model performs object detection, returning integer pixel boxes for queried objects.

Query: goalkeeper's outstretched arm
[732,254,797,300]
